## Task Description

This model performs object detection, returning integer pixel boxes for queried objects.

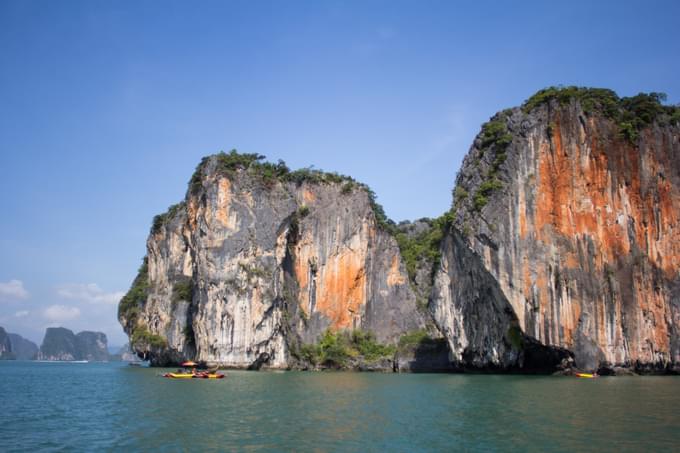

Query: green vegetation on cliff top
[479,118,513,154]
[460,87,680,215]
[469,114,513,212]
[151,202,186,235]
[188,150,396,231]
[189,150,356,192]
[522,86,680,143]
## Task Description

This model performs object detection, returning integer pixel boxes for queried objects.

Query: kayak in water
[192,373,225,379]
[163,373,194,379]
[575,372,597,378]
[163,372,225,379]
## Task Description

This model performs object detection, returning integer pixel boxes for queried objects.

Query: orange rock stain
[534,118,680,276]
[302,188,316,204]
[215,178,233,227]
[387,255,406,286]
[292,233,368,330]
[316,249,366,330]
[526,114,680,357]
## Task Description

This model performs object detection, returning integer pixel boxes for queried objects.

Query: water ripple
[1,363,679,452]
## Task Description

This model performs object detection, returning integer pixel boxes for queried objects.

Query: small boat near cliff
[163,372,225,379]
[163,361,225,379]
[575,372,597,379]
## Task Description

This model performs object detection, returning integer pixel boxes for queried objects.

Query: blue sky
[1,0,679,346]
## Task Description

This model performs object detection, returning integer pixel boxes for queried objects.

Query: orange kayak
[193,373,225,379]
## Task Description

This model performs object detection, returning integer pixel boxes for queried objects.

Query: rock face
[118,344,142,362]
[0,327,13,360]
[8,333,38,360]
[394,337,454,372]
[120,88,680,373]
[39,327,78,361]
[435,89,680,373]
[38,327,109,361]
[75,331,109,361]
[119,153,425,367]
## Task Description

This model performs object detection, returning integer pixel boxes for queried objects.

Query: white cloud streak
[0,279,29,301]
[43,305,81,322]
[56,283,124,306]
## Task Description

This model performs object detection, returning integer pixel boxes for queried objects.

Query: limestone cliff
[120,87,680,374]
[119,153,426,367]
[434,88,680,373]
[39,327,78,361]
[75,331,109,362]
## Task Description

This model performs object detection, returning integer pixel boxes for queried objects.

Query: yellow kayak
[575,372,596,378]
[164,373,194,379]
[163,372,225,379]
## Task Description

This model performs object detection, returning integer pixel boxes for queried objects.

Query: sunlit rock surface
[121,155,425,367]
[435,91,680,373]
[121,88,680,373]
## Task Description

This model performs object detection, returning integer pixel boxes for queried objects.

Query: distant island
[0,326,38,360]
[0,325,113,362]
[37,327,109,362]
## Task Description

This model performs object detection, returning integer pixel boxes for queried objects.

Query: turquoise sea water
[1,361,679,452]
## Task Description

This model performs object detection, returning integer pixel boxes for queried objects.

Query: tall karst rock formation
[119,155,425,367]
[120,87,680,373]
[433,88,680,373]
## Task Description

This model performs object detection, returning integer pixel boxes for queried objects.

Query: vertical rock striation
[434,88,680,373]
[119,88,680,373]
[120,153,425,367]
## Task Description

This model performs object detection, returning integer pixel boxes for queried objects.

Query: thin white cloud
[43,305,81,322]
[56,283,124,306]
[14,310,29,318]
[0,279,29,301]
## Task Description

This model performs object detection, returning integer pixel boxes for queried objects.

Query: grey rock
[8,333,38,360]
[120,155,426,367]
[38,327,78,361]
[119,91,680,375]
[436,96,680,373]
[75,331,109,362]
[0,327,13,360]
[394,338,453,372]
[38,327,109,361]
